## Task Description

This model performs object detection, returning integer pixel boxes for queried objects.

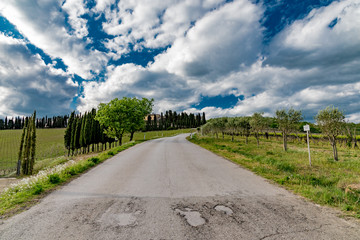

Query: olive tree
[226,117,241,142]
[250,112,267,147]
[275,108,303,151]
[238,116,251,144]
[315,106,345,161]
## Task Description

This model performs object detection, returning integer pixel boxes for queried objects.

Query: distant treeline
[0,115,69,129]
[145,111,206,131]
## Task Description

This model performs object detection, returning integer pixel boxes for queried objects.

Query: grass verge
[189,134,360,219]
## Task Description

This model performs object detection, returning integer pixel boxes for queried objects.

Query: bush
[48,173,61,184]
[107,151,114,156]
[33,183,44,195]
[88,157,100,164]
[67,167,77,176]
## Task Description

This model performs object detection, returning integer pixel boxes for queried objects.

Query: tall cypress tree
[202,112,206,125]
[85,111,92,152]
[64,111,75,156]
[29,111,36,175]
[17,123,26,175]
[80,113,87,153]
[75,115,82,154]
[19,111,36,175]
[70,116,77,155]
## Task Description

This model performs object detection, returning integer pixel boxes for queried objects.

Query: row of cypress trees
[64,109,116,156]
[18,111,36,175]
[146,111,206,131]
[0,115,68,130]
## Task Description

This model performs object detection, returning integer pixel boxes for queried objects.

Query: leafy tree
[238,117,251,144]
[95,97,153,145]
[125,98,153,141]
[226,117,240,142]
[275,108,303,151]
[315,106,345,161]
[250,112,267,147]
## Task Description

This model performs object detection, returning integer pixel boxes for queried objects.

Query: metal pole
[307,130,311,166]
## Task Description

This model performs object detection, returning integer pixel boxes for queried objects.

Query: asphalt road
[1,134,360,239]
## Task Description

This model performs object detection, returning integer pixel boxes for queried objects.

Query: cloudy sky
[0,0,360,121]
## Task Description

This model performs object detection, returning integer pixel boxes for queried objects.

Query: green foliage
[88,157,100,164]
[95,97,154,145]
[275,108,303,151]
[32,183,44,195]
[48,173,61,184]
[19,110,37,175]
[64,111,75,155]
[315,106,345,161]
[250,112,268,146]
[316,106,345,138]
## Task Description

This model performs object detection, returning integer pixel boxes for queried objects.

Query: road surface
[1,134,360,239]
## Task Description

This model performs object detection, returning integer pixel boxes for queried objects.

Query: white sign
[303,124,310,132]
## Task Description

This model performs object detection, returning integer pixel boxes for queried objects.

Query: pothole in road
[214,205,233,215]
[175,208,206,227]
[99,210,142,227]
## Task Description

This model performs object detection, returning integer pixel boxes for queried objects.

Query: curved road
[1,134,360,239]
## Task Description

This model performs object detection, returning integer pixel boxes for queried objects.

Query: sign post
[303,124,311,167]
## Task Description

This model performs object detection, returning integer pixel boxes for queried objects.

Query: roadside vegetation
[192,105,360,218]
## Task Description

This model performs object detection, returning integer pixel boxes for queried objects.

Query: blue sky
[0,0,360,121]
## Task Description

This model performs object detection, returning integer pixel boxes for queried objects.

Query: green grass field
[0,128,192,175]
[190,133,360,218]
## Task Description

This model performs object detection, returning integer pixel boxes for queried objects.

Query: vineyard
[0,128,191,176]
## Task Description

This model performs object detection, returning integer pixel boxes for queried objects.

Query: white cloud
[100,0,230,57]
[266,0,360,69]
[0,34,77,117]
[151,0,263,79]
[0,0,108,79]
[62,0,89,38]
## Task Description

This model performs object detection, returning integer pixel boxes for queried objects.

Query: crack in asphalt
[259,223,330,240]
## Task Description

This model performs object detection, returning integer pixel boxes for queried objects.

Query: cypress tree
[64,111,75,156]
[70,116,77,155]
[17,123,26,175]
[29,111,36,175]
[22,117,32,174]
[202,112,206,125]
[80,113,87,153]
[153,114,157,130]
[75,115,82,154]
[85,112,92,152]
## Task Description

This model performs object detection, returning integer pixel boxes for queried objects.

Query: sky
[0,0,360,122]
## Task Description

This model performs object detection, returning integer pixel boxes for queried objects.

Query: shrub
[107,151,114,156]
[48,173,61,184]
[88,157,100,164]
[33,183,44,195]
